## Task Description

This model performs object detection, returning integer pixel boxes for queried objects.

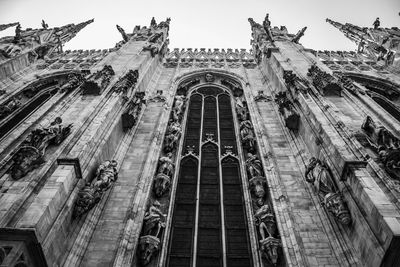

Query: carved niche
[121,92,145,131]
[9,117,72,180]
[307,65,342,96]
[355,116,400,180]
[305,157,352,225]
[73,160,118,218]
[236,96,283,264]
[274,91,300,132]
[81,65,115,95]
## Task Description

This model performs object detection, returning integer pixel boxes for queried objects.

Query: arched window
[167,87,252,267]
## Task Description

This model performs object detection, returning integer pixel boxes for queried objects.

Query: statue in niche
[356,116,400,180]
[9,117,73,180]
[164,110,182,153]
[0,97,21,120]
[305,157,351,225]
[236,97,249,121]
[157,153,174,178]
[240,120,256,152]
[250,175,266,207]
[138,201,166,266]
[246,153,264,178]
[172,95,186,121]
[73,160,118,218]
[255,204,281,265]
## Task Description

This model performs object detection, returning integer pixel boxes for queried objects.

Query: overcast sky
[0,0,399,52]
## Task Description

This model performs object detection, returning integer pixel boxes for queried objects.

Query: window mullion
[216,95,228,267]
[192,94,204,267]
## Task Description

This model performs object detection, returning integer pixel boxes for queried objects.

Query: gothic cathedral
[0,13,400,267]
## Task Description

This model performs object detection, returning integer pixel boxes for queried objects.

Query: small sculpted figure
[236,97,248,121]
[10,117,72,180]
[305,157,351,225]
[157,153,174,178]
[246,153,264,178]
[0,98,21,120]
[373,17,380,29]
[73,160,118,218]
[116,24,129,42]
[138,201,166,266]
[240,120,256,152]
[255,204,281,265]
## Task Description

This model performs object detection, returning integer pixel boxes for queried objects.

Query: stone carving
[274,91,300,131]
[0,98,21,120]
[41,19,48,29]
[262,13,274,42]
[283,70,309,95]
[236,97,249,121]
[122,92,145,131]
[138,201,166,266]
[250,176,266,207]
[205,73,215,82]
[222,79,242,96]
[58,73,85,93]
[240,120,256,152]
[112,69,139,95]
[356,116,400,180]
[164,124,182,153]
[171,95,186,121]
[255,205,281,265]
[153,153,175,198]
[291,27,307,44]
[0,22,19,32]
[10,117,72,180]
[73,160,118,218]
[143,44,159,57]
[177,78,200,95]
[81,65,115,95]
[148,90,166,103]
[307,65,342,96]
[116,24,129,42]
[254,91,272,102]
[246,153,264,178]
[305,157,351,225]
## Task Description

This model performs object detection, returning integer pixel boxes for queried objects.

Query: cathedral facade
[0,14,400,267]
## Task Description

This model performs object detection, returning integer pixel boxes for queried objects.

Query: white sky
[0,0,399,52]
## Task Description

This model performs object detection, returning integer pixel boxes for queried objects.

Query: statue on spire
[373,17,380,29]
[116,24,129,42]
[41,19,48,29]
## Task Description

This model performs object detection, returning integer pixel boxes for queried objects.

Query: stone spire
[326,18,400,66]
[0,22,19,32]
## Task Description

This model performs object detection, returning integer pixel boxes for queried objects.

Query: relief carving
[112,69,139,95]
[10,117,72,180]
[305,157,351,225]
[73,160,118,218]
